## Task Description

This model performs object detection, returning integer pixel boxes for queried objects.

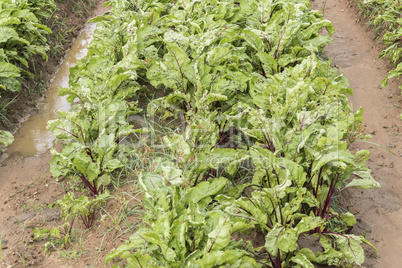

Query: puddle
[3,5,109,160]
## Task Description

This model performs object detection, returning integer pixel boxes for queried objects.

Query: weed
[15,218,29,233]
[22,200,45,213]
[17,250,26,266]
[0,96,18,129]
[322,0,328,16]
[56,247,87,263]
[0,235,4,262]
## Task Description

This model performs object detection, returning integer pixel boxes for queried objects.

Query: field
[0,0,401,267]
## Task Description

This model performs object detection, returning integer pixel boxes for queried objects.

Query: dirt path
[311,0,402,267]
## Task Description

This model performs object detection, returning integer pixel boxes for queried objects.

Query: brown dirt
[311,0,402,267]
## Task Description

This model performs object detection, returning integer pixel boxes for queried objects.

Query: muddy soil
[312,0,402,267]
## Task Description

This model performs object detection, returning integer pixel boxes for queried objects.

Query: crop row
[42,0,380,267]
[0,0,56,146]
[0,0,55,94]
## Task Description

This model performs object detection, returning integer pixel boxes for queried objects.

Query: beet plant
[48,99,136,196]
[106,168,257,267]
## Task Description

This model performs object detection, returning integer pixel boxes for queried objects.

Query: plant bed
[39,0,380,267]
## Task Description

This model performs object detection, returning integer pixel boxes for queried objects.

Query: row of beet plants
[0,0,56,146]
[33,0,146,249]
[44,0,380,266]
[0,0,55,94]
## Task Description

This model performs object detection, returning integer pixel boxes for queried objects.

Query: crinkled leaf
[346,169,381,189]
[0,61,20,78]
[0,130,14,146]
[185,177,228,203]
